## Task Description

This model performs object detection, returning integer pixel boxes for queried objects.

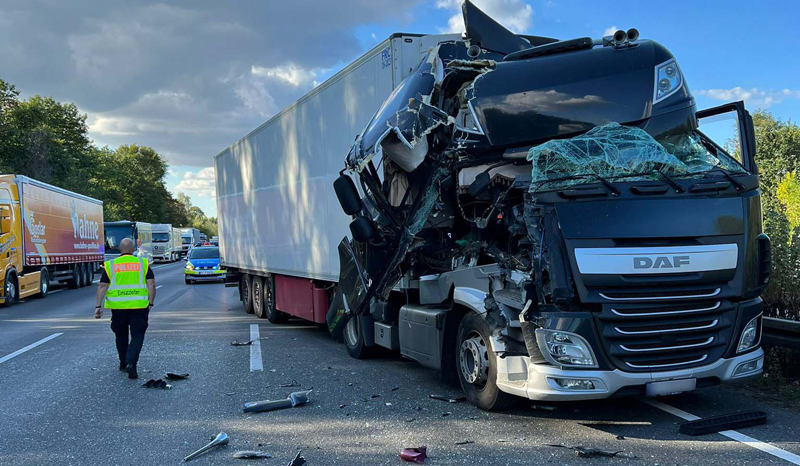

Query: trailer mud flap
[326,238,368,339]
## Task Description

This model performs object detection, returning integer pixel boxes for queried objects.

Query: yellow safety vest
[104,255,150,309]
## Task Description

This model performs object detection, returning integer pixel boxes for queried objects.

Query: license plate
[198,270,213,275]
[646,378,696,397]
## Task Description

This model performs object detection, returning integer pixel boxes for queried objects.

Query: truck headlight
[737,314,761,353]
[185,263,194,271]
[653,59,683,104]
[535,329,598,368]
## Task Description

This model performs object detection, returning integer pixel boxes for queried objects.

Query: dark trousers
[110,309,150,366]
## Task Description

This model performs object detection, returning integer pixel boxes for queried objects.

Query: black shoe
[125,364,138,379]
[119,362,126,371]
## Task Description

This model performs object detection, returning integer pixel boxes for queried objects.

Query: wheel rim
[41,275,48,294]
[6,279,15,302]
[460,330,489,388]
[242,280,249,304]
[344,316,359,346]
[253,280,262,313]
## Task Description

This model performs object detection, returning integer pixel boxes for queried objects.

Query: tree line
[0,78,217,237]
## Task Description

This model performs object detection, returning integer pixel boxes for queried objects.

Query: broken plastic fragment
[141,379,172,389]
[233,450,272,459]
[455,440,474,445]
[243,390,312,413]
[429,394,466,403]
[184,432,229,462]
[287,451,307,466]
[165,372,190,380]
[400,446,428,463]
[545,444,626,458]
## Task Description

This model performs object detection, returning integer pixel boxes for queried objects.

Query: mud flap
[326,237,368,340]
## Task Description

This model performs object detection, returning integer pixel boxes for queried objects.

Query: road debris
[531,404,557,411]
[184,432,229,462]
[400,446,428,463]
[279,380,299,388]
[243,390,312,413]
[165,372,190,380]
[233,450,273,459]
[679,410,767,436]
[545,444,629,459]
[455,440,474,445]
[442,412,452,417]
[391,387,400,391]
[230,338,266,346]
[141,379,172,389]
[288,451,307,466]
[429,394,466,403]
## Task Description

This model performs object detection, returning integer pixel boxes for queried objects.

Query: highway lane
[0,261,799,465]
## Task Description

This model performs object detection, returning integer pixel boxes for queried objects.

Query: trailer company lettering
[71,201,99,241]
[634,256,691,269]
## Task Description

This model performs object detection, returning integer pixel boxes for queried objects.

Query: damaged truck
[216,1,769,410]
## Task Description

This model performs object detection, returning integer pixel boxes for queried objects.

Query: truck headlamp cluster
[653,59,683,104]
[737,314,761,353]
[535,329,598,368]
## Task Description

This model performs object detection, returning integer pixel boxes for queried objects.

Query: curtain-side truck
[0,175,104,306]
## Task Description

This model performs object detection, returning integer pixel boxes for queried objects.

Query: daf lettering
[634,255,691,269]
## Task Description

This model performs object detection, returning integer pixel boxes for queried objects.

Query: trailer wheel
[242,274,254,314]
[456,312,517,411]
[37,268,49,298]
[67,265,80,289]
[263,275,287,324]
[79,263,89,287]
[83,263,93,286]
[2,271,17,307]
[344,315,373,359]
[252,276,265,318]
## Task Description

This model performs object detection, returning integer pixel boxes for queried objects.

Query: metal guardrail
[762,316,800,350]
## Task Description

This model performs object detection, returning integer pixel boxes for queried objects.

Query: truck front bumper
[495,348,764,401]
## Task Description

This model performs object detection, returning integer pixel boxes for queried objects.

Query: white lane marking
[249,324,263,372]
[0,333,63,364]
[50,289,65,294]
[156,285,163,289]
[644,399,800,465]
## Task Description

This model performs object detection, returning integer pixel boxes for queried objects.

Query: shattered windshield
[526,122,746,191]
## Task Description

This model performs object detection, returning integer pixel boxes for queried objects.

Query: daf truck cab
[104,221,153,264]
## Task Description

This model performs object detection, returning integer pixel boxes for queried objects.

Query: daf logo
[634,256,691,269]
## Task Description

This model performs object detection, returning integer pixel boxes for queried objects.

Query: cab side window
[0,205,12,234]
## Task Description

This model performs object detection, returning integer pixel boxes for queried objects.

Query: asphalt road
[1,261,799,465]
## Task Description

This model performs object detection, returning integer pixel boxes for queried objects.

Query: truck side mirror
[696,100,757,174]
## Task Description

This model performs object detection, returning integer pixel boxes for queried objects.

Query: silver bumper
[495,349,764,401]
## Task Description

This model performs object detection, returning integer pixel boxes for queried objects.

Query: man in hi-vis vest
[95,238,156,379]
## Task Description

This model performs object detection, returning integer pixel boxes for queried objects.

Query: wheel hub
[344,317,359,346]
[6,280,14,301]
[460,333,489,385]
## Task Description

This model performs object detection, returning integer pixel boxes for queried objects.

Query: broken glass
[526,122,746,191]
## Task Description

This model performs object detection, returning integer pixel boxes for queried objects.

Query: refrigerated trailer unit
[216,2,768,410]
[0,175,104,305]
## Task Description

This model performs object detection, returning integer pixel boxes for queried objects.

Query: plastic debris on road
[243,390,311,413]
[429,394,466,403]
[233,450,273,459]
[545,444,630,459]
[141,379,172,389]
[184,432,229,462]
[288,451,307,466]
[165,372,190,380]
[400,446,428,463]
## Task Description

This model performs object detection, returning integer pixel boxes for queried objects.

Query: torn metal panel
[461,0,530,54]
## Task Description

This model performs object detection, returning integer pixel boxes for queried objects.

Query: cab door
[0,184,22,302]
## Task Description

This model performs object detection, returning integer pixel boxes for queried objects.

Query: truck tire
[252,276,265,318]
[78,263,88,288]
[263,275,287,324]
[2,271,17,307]
[84,263,93,286]
[344,315,373,359]
[37,268,49,298]
[456,312,517,411]
[242,274,254,314]
[67,265,80,289]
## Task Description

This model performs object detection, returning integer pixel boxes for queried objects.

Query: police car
[184,246,225,284]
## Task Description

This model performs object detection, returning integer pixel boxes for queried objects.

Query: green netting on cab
[526,122,744,191]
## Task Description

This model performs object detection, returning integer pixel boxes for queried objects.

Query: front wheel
[185,277,193,285]
[456,312,517,411]
[344,315,374,359]
[3,271,17,307]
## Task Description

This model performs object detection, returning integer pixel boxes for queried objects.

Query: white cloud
[603,26,618,37]
[176,167,216,198]
[695,87,800,109]
[251,64,320,87]
[436,0,534,34]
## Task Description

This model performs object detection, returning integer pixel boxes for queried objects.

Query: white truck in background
[152,224,181,262]
[179,227,202,258]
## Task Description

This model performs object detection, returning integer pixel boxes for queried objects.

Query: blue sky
[4,1,796,218]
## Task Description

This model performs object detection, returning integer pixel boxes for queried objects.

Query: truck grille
[595,295,736,373]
